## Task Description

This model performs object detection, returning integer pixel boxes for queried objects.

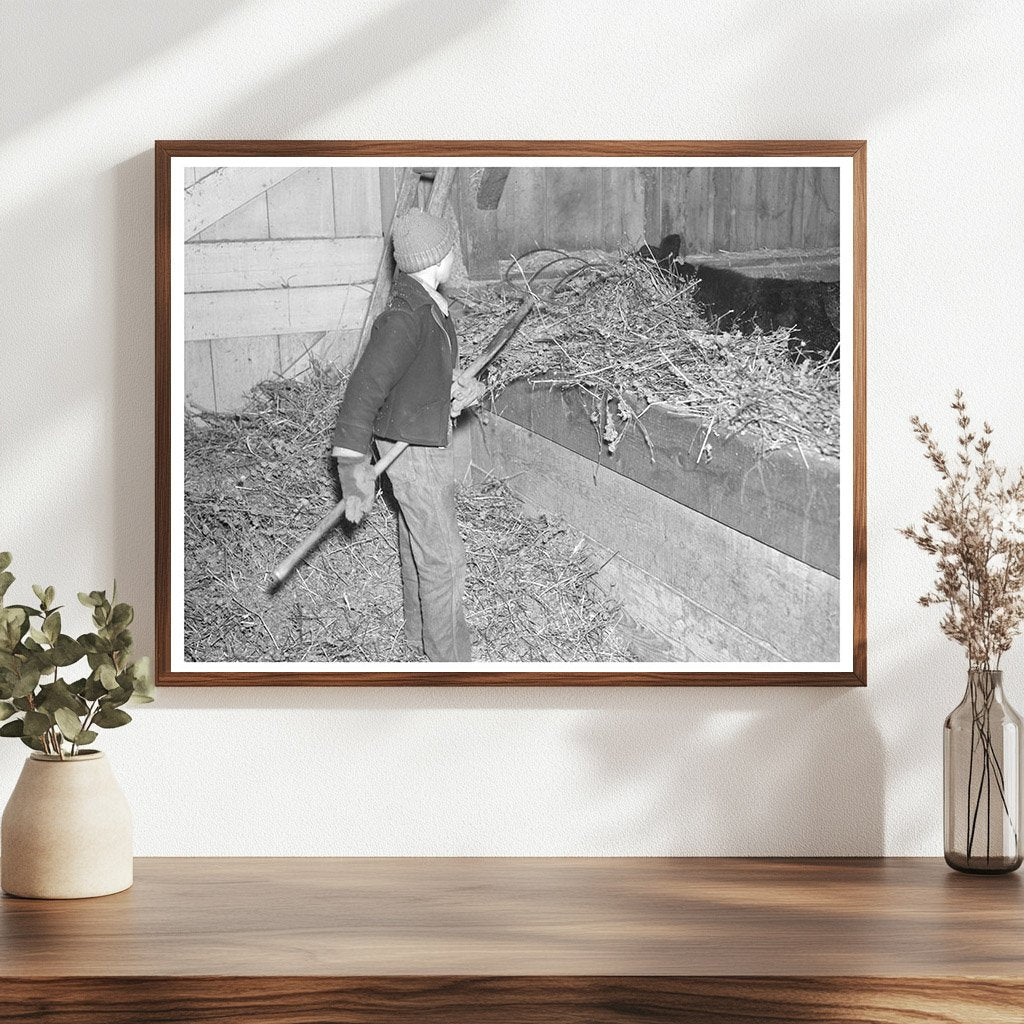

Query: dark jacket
[332,272,458,453]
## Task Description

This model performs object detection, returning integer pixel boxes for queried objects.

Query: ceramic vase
[1,750,133,898]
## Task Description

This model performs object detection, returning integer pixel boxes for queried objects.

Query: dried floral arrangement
[901,390,1024,670]
[456,249,840,461]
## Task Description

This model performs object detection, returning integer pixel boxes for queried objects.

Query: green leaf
[78,633,111,655]
[31,584,47,608]
[7,604,42,618]
[74,730,98,746]
[128,657,154,700]
[0,701,15,721]
[53,707,85,741]
[0,572,14,601]
[22,710,51,738]
[0,606,26,651]
[0,718,24,737]
[0,552,11,573]
[78,592,100,608]
[28,626,49,646]
[104,684,132,708]
[49,635,85,667]
[83,675,107,701]
[44,586,55,608]
[19,734,45,752]
[98,663,118,690]
[92,705,132,729]
[36,678,88,717]
[113,628,134,654]
[11,666,41,699]
[42,611,60,644]
[110,603,134,629]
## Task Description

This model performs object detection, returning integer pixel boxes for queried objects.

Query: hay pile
[457,249,840,459]
[183,364,636,664]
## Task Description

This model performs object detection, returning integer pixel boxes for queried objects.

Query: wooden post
[352,168,459,364]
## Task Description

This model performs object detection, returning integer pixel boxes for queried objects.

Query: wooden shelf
[2,857,1022,1022]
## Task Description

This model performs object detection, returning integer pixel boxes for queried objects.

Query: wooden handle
[269,442,410,587]
[457,295,534,386]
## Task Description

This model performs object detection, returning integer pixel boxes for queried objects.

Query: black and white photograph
[159,146,863,683]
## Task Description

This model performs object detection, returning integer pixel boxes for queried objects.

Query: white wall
[1,0,1022,855]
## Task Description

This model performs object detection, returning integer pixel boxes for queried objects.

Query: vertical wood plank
[788,168,805,249]
[600,167,620,248]
[756,168,785,249]
[209,335,280,412]
[820,165,841,248]
[801,167,841,248]
[731,168,759,250]
[193,195,269,242]
[711,167,734,251]
[657,168,680,248]
[489,175,514,267]
[545,167,602,251]
[619,167,646,247]
[669,167,712,253]
[183,339,216,410]
[462,168,500,279]
[641,167,663,245]
[506,167,546,263]
[332,168,381,236]
[601,167,644,250]
[267,168,334,239]
[378,167,399,235]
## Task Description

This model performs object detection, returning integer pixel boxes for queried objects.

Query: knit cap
[392,209,457,273]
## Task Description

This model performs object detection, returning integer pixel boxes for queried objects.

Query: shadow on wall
[143,681,886,856]
[0,2,244,139]
[191,0,503,139]
[571,687,885,856]
[730,1,975,130]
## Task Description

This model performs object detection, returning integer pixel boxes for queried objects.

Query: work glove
[450,374,486,418]
[335,453,375,524]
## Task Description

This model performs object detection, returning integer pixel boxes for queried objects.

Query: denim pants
[376,439,472,662]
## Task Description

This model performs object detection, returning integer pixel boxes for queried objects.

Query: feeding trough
[458,249,841,663]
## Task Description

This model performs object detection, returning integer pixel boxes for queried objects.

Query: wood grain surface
[2,857,1020,1022]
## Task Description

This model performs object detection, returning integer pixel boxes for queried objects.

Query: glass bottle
[944,668,1022,873]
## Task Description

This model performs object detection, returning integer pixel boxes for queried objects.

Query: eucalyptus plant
[0,552,153,759]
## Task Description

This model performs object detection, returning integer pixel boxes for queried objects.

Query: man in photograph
[331,209,483,662]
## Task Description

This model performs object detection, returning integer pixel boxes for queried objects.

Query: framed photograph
[156,141,866,686]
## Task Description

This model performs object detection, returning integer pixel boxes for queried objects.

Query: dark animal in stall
[637,234,840,363]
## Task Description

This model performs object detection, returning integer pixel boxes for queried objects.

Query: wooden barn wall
[183,166,384,413]
[469,412,840,664]
[456,167,840,279]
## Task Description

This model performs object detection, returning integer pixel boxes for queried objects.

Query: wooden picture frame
[156,140,866,686]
